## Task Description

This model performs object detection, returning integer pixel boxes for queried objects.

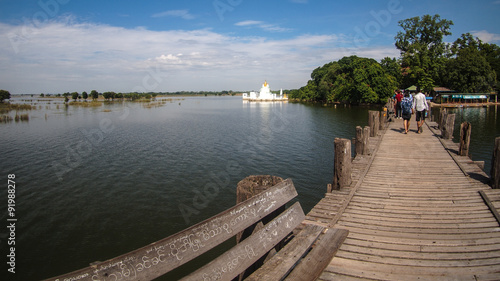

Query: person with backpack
[401,92,413,134]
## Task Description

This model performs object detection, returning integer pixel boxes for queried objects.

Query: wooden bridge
[306,116,500,280]
[47,110,500,281]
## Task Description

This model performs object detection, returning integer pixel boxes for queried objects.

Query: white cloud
[235,20,292,33]
[152,10,196,20]
[471,30,500,43]
[0,19,397,94]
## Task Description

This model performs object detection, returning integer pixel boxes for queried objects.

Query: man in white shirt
[413,91,429,134]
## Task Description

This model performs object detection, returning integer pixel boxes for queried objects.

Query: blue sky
[1,0,499,94]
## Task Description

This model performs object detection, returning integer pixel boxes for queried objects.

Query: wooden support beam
[441,113,455,140]
[479,190,500,225]
[355,126,363,157]
[492,137,500,189]
[459,122,472,156]
[244,224,325,281]
[181,202,306,281]
[47,179,298,281]
[363,126,370,155]
[284,228,349,281]
[368,111,379,137]
[332,138,352,190]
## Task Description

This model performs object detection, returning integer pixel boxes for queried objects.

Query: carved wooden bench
[46,178,348,281]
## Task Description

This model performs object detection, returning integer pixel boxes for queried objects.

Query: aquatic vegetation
[0,115,13,123]
[14,113,29,122]
[68,101,103,107]
[0,103,35,113]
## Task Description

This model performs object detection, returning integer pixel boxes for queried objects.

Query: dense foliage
[292,14,499,104]
[0,89,10,102]
[291,56,397,104]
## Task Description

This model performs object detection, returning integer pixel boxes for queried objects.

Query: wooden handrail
[45,179,297,281]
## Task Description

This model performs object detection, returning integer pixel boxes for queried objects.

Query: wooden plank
[46,179,297,281]
[181,202,305,281]
[479,190,500,226]
[245,224,325,281]
[284,228,349,281]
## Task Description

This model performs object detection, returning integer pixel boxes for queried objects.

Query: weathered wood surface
[441,113,456,139]
[492,137,500,189]
[305,116,500,280]
[459,121,472,156]
[332,138,352,190]
[181,202,305,281]
[46,179,297,281]
[284,228,348,281]
[368,111,379,137]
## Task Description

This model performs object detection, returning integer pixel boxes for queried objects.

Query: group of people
[393,89,429,134]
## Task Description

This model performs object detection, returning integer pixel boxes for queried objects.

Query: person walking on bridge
[401,92,413,134]
[413,91,429,134]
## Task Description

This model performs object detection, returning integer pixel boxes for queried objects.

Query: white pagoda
[242,81,287,101]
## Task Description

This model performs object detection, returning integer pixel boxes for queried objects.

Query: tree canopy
[292,14,498,104]
[394,14,454,92]
[445,33,497,92]
[291,56,397,104]
[0,89,10,103]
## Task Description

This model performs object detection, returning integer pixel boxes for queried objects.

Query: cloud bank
[0,18,399,94]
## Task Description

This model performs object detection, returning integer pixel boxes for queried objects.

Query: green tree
[71,92,79,101]
[90,90,99,101]
[102,91,117,100]
[0,89,11,102]
[445,33,497,92]
[329,56,397,103]
[479,42,500,90]
[82,91,88,101]
[380,57,403,88]
[394,14,454,91]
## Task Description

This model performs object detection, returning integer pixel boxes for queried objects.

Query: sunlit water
[0,96,498,280]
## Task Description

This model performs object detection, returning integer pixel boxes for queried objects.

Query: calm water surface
[0,97,498,280]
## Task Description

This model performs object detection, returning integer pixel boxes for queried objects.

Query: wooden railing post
[491,137,500,189]
[439,109,447,131]
[363,126,370,155]
[355,126,363,157]
[459,122,472,156]
[441,113,455,140]
[332,138,352,190]
[368,111,379,137]
[355,126,370,157]
[236,175,284,242]
[379,111,386,131]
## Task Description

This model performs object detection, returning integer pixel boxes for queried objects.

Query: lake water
[0,96,498,280]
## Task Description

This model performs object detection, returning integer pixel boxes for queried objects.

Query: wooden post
[236,175,284,242]
[235,175,284,279]
[363,126,370,155]
[491,137,500,189]
[379,111,386,131]
[368,111,379,137]
[355,126,363,157]
[332,138,352,190]
[441,113,455,139]
[459,122,472,156]
[439,109,447,131]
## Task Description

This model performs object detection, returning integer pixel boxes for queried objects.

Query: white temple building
[242,81,288,101]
